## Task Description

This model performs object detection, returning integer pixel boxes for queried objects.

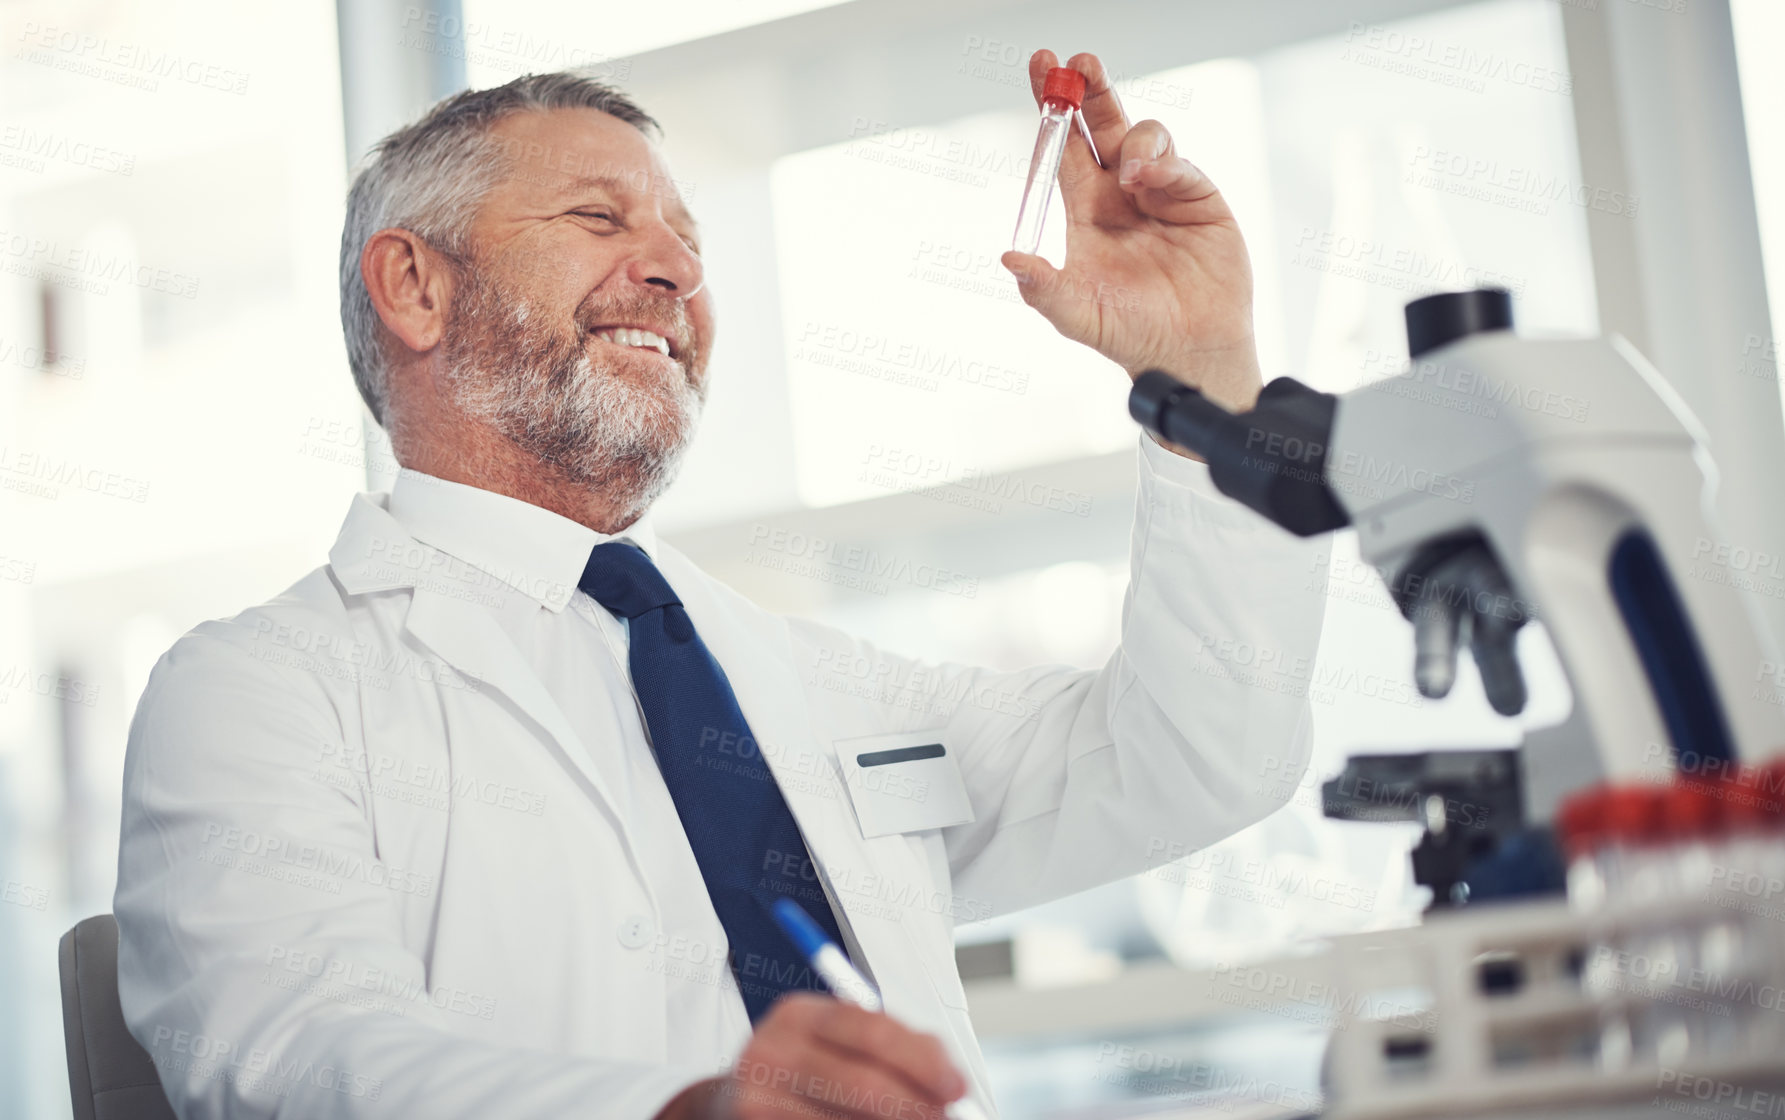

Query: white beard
[441,267,705,519]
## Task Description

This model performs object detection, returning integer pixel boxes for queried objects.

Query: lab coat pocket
[834,730,974,840]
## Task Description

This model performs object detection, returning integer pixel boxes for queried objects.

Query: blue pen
[770,896,884,1011]
[770,897,991,1120]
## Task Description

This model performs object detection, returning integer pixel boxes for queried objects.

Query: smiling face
[437,107,714,517]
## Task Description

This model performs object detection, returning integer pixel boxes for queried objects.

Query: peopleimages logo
[197,823,435,898]
[263,944,497,1021]
[14,22,251,94]
[149,1027,381,1100]
[1143,837,1379,913]
[0,229,200,299]
[1208,961,1438,1033]
[1092,1042,1321,1112]
[0,444,150,502]
[1403,145,1637,218]
[794,321,1030,397]
[0,124,135,175]
[746,525,979,598]
[1355,348,1591,424]
[859,444,1091,517]
[1341,23,1572,96]
[1290,227,1525,296]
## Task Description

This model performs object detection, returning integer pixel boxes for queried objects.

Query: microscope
[1131,288,1785,901]
[1128,289,1785,1118]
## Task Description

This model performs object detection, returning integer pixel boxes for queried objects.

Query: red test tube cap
[1554,787,1609,860]
[1660,781,1723,838]
[1721,753,1785,832]
[1601,784,1666,844]
[1760,755,1785,827]
[1042,67,1087,110]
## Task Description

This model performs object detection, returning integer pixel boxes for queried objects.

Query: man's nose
[627,223,704,299]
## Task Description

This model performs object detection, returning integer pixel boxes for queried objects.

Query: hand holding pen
[772,900,990,1120]
[653,898,978,1120]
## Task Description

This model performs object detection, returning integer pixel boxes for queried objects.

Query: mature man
[116,53,1325,1120]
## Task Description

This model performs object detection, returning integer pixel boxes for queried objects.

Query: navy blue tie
[580,540,848,1023]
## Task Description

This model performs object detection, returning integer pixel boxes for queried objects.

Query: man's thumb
[1000,250,1069,319]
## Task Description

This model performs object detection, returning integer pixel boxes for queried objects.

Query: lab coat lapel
[330,491,634,833]
[401,581,637,845]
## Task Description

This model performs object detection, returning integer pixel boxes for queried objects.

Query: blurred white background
[2,1,1781,1117]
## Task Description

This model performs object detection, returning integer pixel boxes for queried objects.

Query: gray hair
[338,71,660,427]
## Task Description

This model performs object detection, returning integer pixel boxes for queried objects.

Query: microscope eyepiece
[1126,371,1348,536]
[1405,287,1514,358]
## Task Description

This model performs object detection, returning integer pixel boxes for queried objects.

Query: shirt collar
[387,468,659,613]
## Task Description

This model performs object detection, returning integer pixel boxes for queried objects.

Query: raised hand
[1002,50,1263,412]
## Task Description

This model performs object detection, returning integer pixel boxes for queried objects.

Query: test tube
[1011,67,1088,256]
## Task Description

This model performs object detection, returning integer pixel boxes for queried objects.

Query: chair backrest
[58,914,177,1120]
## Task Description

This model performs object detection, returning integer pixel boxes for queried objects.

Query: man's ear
[361,228,452,357]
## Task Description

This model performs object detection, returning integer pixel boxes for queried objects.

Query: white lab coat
[114,435,1327,1119]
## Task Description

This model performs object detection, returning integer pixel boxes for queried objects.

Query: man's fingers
[717,1081,847,1120]
[1121,156,1214,201]
[1116,121,1224,222]
[1063,52,1128,169]
[1025,48,1059,107]
[784,1039,951,1120]
[807,1001,966,1104]
[1116,120,1173,181]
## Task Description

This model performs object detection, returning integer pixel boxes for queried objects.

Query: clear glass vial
[1012,67,1089,256]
